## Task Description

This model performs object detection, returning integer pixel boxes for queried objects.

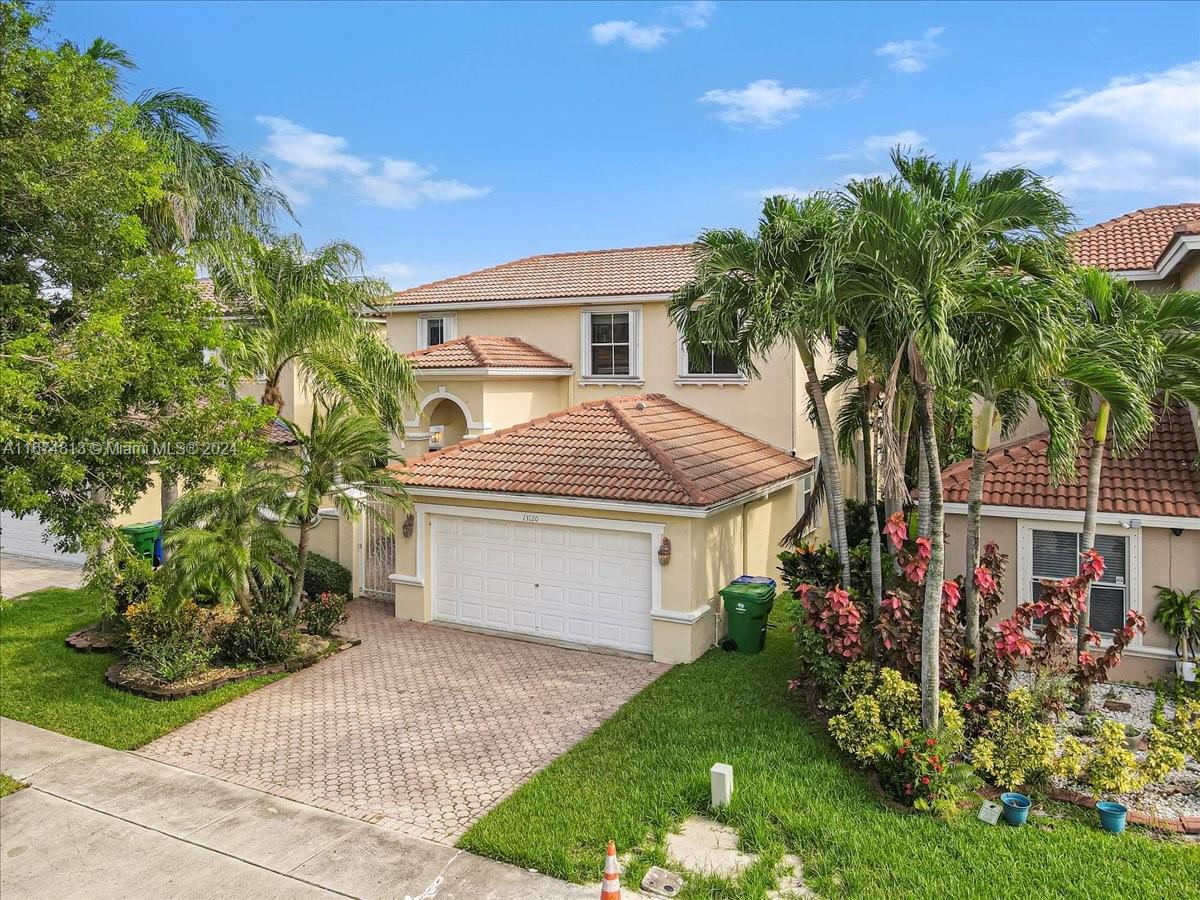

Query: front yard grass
[0,588,282,750]
[460,597,1200,899]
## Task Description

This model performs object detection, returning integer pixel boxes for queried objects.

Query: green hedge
[303,551,352,598]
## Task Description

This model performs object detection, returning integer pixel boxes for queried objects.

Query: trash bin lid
[118,522,161,536]
[720,581,777,604]
[733,575,777,588]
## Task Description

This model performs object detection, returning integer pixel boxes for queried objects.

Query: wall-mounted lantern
[658,536,672,566]
[402,513,415,539]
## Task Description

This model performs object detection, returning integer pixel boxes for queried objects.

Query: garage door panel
[431,514,653,654]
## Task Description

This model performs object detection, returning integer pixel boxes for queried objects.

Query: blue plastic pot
[1000,792,1032,826]
[1096,801,1128,835]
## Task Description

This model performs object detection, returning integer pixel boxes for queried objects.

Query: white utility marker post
[710,763,733,809]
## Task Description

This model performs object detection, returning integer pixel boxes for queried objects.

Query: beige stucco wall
[388,483,799,664]
[283,513,359,593]
[1175,253,1200,291]
[386,301,804,455]
[944,511,1193,679]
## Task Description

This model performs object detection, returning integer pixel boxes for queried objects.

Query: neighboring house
[942,203,1200,679]
[366,245,825,663]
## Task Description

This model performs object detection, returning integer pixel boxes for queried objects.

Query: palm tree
[840,152,1071,728]
[953,275,1081,667]
[272,403,406,618]
[1059,269,1200,697]
[210,234,417,433]
[163,465,293,615]
[669,195,853,587]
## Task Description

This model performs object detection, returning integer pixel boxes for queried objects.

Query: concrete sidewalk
[0,718,592,900]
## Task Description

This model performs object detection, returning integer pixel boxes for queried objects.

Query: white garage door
[431,514,654,654]
[0,511,86,565]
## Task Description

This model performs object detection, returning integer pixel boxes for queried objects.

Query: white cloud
[829,130,928,161]
[982,61,1200,197]
[590,1,713,51]
[700,79,822,128]
[876,27,944,74]
[590,20,668,50]
[256,116,489,211]
[369,262,417,288]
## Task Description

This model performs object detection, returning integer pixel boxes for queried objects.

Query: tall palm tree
[841,152,1071,728]
[273,403,406,618]
[210,234,417,434]
[1059,269,1200,698]
[163,465,293,615]
[669,195,853,587]
[953,275,1081,667]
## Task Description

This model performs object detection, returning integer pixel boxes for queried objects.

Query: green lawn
[0,588,281,750]
[0,773,26,797]
[460,599,1200,899]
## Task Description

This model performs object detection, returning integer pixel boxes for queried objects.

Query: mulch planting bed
[104,633,360,700]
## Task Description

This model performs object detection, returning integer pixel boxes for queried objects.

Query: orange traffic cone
[600,840,621,899]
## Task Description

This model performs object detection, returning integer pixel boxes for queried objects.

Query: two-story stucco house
[942,204,1200,680]
[361,244,824,664]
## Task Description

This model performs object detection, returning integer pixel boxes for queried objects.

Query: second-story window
[584,309,638,378]
[418,315,455,349]
[685,342,740,377]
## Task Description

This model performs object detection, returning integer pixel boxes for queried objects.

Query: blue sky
[49,0,1200,288]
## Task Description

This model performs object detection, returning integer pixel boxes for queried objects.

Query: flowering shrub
[302,591,349,637]
[878,732,980,818]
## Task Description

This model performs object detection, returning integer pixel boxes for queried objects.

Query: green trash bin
[720,581,776,654]
[119,521,160,562]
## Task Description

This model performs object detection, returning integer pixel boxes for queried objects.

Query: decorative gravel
[1012,674,1199,822]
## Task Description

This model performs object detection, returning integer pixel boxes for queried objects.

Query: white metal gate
[361,501,395,601]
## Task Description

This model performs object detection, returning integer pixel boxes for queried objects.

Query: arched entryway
[425,397,468,448]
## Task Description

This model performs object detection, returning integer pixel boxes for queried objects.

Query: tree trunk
[857,336,882,611]
[886,396,914,519]
[262,377,285,412]
[917,381,945,731]
[288,519,311,619]
[234,535,254,617]
[158,476,179,563]
[799,344,852,588]
[1076,401,1110,709]
[963,399,995,671]
[917,440,931,537]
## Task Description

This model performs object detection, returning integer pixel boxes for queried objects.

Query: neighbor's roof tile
[405,336,569,370]
[386,245,698,306]
[1070,204,1200,271]
[942,403,1200,518]
[393,394,810,507]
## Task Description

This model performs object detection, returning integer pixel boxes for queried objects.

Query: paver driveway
[140,600,667,843]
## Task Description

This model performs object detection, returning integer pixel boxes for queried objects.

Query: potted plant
[1153,586,1199,682]
[999,791,1031,826]
[1096,800,1128,835]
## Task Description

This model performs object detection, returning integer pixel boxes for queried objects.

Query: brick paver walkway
[140,600,667,843]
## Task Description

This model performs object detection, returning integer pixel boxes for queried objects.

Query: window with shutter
[1030,529,1128,634]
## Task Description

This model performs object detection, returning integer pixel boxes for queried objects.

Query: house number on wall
[521,514,540,523]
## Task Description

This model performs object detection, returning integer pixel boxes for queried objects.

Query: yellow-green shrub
[1083,719,1142,794]
[970,688,1059,790]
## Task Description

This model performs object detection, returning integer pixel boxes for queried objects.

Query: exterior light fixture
[402,513,415,539]
[658,536,672,566]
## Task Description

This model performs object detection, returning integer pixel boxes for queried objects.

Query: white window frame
[675,336,748,385]
[797,468,819,536]
[417,314,456,350]
[580,307,642,382]
[1016,518,1142,648]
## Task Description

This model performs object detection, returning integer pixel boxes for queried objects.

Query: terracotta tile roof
[405,336,570,370]
[393,394,810,507]
[262,418,297,446]
[1070,204,1200,271]
[193,278,216,303]
[942,403,1200,518]
[386,245,698,307]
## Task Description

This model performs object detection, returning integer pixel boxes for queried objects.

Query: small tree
[163,464,293,615]
[273,404,406,619]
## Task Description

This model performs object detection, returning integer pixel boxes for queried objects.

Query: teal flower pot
[1000,792,1031,826]
[1097,801,1128,834]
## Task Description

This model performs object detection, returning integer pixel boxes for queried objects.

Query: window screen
[1031,529,1128,634]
